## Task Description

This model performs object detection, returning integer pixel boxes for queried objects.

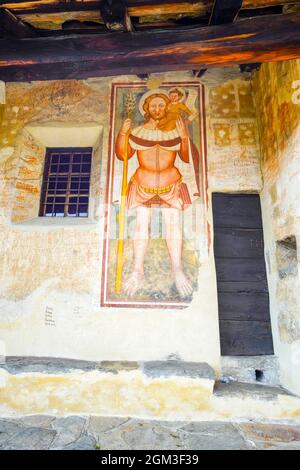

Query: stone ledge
[213,381,295,400]
[1,360,300,420]
[2,356,215,381]
[0,359,215,419]
[2,356,139,375]
[141,361,215,380]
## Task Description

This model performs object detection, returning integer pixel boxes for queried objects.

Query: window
[39,147,92,218]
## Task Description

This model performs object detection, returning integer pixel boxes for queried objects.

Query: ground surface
[1,416,300,450]
[108,238,199,303]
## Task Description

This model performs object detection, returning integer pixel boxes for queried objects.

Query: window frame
[39,147,93,218]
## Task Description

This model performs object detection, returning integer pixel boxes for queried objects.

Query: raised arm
[180,102,193,117]
[176,117,190,163]
[116,118,135,161]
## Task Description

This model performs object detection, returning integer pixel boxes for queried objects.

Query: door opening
[212,193,274,356]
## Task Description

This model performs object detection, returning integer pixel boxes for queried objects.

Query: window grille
[39,147,92,218]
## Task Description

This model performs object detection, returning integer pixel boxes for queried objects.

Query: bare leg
[162,208,193,298]
[124,206,151,297]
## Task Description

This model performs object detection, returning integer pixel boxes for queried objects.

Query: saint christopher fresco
[114,86,202,299]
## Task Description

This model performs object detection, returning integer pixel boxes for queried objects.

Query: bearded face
[148,96,167,121]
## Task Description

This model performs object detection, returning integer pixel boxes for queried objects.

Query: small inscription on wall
[44,306,56,327]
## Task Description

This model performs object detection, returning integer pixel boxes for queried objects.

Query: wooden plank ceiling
[0,0,300,81]
[1,0,298,33]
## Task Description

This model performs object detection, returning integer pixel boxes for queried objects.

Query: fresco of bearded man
[116,91,200,298]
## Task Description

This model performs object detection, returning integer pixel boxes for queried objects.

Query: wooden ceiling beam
[0,12,299,82]
[0,6,37,37]
[100,0,133,32]
[242,0,298,7]
[193,69,207,77]
[208,1,258,76]
[0,1,211,16]
[209,0,242,25]
[1,1,300,15]
[193,1,244,81]
[1,1,298,31]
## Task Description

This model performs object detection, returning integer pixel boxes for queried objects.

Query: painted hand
[120,118,132,135]
[176,116,189,139]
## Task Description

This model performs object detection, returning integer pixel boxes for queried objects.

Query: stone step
[1,357,300,421]
[214,381,294,401]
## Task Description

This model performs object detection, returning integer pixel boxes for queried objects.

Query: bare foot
[123,271,144,297]
[173,269,193,298]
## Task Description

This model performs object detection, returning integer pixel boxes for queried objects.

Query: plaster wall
[253,59,300,396]
[0,72,262,386]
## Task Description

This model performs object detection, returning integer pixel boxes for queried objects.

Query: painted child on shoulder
[158,88,196,131]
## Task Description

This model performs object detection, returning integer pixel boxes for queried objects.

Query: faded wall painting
[101,82,207,308]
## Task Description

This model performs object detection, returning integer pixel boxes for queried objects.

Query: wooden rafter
[0,1,211,17]
[0,13,299,82]
[0,0,296,32]
[100,0,133,31]
[209,0,242,25]
[1,0,299,14]
[192,1,243,80]
[0,6,37,37]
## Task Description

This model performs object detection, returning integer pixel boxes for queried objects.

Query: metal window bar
[39,147,92,218]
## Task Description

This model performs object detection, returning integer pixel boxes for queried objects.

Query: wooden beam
[0,1,298,30]
[15,5,208,31]
[193,69,207,77]
[239,5,283,17]
[17,10,103,30]
[199,1,243,81]
[0,1,211,16]
[0,13,300,82]
[209,0,242,25]
[243,0,298,7]
[100,0,133,32]
[0,7,38,37]
[1,0,300,15]
[127,1,209,16]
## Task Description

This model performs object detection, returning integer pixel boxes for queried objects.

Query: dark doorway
[212,193,274,356]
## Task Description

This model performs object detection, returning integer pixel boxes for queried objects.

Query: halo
[138,88,169,116]
[168,87,186,103]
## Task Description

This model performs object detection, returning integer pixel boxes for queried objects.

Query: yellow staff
[0,104,4,126]
[115,92,136,293]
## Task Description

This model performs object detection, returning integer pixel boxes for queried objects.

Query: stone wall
[253,59,300,395]
[0,71,265,415]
